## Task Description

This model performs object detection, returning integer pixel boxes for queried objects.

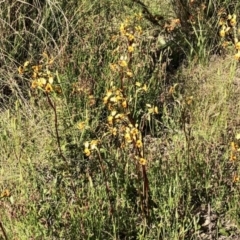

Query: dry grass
[1,1,240,239]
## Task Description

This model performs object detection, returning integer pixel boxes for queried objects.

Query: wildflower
[32,71,38,79]
[135,25,142,34]
[234,51,240,60]
[107,115,114,125]
[120,23,126,34]
[88,95,96,106]
[83,142,91,156]
[128,45,134,53]
[219,29,225,38]
[126,70,133,77]
[230,141,238,161]
[115,113,124,120]
[18,66,24,74]
[236,133,240,140]
[77,121,85,130]
[46,70,51,76]
[186,96,193,105]
[225,27,231,33]
[230,152,237,161]
[45,83,53,93]
[42,51,49,59]
[24,61,30,68]
[39,77,47,86]
[135,12,142,21]
[115,89,122,96]
[142,84,148,92]
[1,189,10,198]
[231,141,238,151]
[84,148,91,157]
[120,55,127,61]
[154,106,159,114]
[73,84,83,93]
[32,65,42,73]
[110,96,118,103]
[48,76,54,84]
[221,41,230,48]
[135,82,141,87]
[110,63,119,72]
[31,80,39,89]
[110,127,117,136]
[235,42,240,50]
[130,127,138,136]
[103,90,113,104]
[115,95,122,102]
[136,139,143,148]
[147,105,159,114]
[84,141,90,148]
[111,110,117,117]
[139,158,147,165]
[125,133,132,143]
[122,100,127,108]
[119,60,128,67]
[126,33,134,41]
[48,57,54,65]
[233,175,239,182]
[230,18,237,27]
[230,14,237,27]
[146,103,151,108]
[103,96,109,104]
[90,140,98,150]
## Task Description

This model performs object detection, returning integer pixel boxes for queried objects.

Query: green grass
[1,0,240,239]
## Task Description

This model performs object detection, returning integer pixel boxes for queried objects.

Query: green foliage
[171,0,240,63]
[1,0,240,239]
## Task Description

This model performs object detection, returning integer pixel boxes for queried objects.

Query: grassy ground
[1,0,240,239]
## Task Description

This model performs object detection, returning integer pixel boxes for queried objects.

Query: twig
[46,92,67,162]
[0,220,8,240]
[132,0,164,26]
